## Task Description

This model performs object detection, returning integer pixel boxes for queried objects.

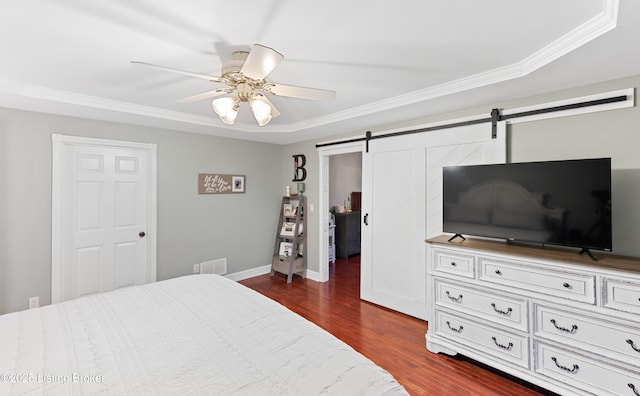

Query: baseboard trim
[226,265,271,281]
[304,269,322,282]
[226,265,322,283]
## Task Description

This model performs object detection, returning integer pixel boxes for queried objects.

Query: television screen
[442,158,612,252]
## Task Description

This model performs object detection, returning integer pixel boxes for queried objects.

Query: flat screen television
[442,158,612,255]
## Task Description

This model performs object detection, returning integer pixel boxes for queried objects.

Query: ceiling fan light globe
[250,98,273,126]
[255,114,272,127]
[212,97,238,125]
[220,112,239,125]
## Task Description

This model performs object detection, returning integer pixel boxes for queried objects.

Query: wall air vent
[200,258,227,275]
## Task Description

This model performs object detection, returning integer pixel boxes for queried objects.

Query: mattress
[0,275,407,395]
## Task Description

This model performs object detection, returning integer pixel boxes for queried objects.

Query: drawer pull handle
[627,339,640,353]
[551,357,579,374]
[495,270,502,275]
[491,303,513,316]
[446,321,464,333]
[629,383,640,396]
[550,319,578,334]
[445,291,463,302]
[562,282,571,289]
[491,336,513,351]
[450,261,457,267]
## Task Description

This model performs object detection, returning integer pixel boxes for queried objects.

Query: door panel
[369,149,422,302]
[115,242,137,288]
[75,246,101,297]
[361,122,506,320]
[53,135,156,303]
[76,181,102,231]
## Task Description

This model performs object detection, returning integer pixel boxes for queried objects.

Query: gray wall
[0,108,282,314]
[281,140,320,278]
[2,73,639,314]
[285,73,640,275]
[509,103,640,256]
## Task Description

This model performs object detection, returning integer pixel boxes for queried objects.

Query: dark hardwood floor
[240,256,554,396]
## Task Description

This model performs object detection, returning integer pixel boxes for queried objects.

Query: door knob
[139,231,146,238]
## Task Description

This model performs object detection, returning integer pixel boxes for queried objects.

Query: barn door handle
[139,231,146,238]
[364,213,369,226]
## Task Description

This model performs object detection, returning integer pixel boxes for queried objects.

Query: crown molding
[287,0,619,131]
[0,0,618,135]
[519,0,618,73]
[3,81,219,126]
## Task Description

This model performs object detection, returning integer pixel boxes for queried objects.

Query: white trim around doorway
[51,134,157,303]
[317,140,365,283]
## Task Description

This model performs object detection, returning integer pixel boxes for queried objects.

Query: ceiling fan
[132,44,336,127]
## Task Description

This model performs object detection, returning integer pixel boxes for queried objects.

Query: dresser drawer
[435,280,528,331]
[535,304,640,367]
[535,342,640,396]
[433,250,475,278]
[435,310,529,368]
[479,258,595,303]
[603,278,640,315]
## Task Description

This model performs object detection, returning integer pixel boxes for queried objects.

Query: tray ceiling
[0,0,638,144]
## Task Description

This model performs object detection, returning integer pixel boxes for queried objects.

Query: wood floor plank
[240,256,555,396]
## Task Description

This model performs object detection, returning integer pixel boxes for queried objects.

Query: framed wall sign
[198,174,245,194]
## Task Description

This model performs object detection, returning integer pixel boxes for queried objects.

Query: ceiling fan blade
[176,88,231,103]
[265,83,336,101]
[131,61,224,83]
[240,44,284,81]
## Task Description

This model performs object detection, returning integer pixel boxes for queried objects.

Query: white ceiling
[1,0,638,144]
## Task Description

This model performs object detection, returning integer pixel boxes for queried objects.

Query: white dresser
[426,235,640,396]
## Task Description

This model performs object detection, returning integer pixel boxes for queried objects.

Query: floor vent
[200,258,227,275]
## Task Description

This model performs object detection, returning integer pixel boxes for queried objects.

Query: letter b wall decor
[292,154,306,182]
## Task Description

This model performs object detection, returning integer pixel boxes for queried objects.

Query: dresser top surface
[426,235,640,275]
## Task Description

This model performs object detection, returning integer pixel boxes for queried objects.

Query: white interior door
[52,135,157,303]
[361,141,426,317]
[361,122,506,320]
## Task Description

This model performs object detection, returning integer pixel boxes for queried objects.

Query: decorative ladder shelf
[271,195,307,283]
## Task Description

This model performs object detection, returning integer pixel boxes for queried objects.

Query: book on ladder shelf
[271,195,307,283]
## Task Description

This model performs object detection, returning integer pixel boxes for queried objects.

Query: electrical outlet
[193,263,200,274]
[29,296,39,309]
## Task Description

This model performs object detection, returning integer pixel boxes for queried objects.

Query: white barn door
[52,135,157,303]
[361,122,506,320]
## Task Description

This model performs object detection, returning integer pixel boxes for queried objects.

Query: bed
[0,275,407,395]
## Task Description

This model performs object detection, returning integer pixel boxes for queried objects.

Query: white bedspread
[0,275,407,395]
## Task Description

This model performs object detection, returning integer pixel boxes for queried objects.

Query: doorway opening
[317,141,364,283]
[328,152,362,281]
